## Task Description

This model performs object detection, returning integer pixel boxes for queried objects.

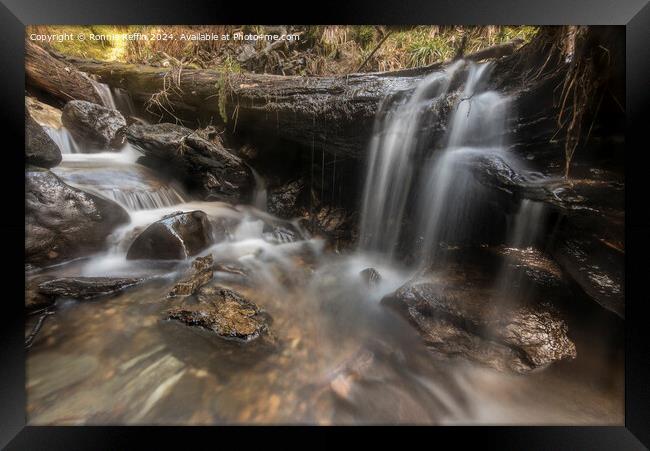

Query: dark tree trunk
[63,41,524,159]
[25,40,102,105]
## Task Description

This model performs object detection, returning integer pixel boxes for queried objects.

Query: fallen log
[25,40,102,105]
[62,40,523,159]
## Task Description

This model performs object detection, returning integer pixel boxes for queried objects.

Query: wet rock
[38,277,143,300]
[214,261,252,278]
[26,96,63,129]
[26,276,56,311]
[299,206,354,248]
[359,268,382,287]
[167,285,272,342]
[268,179,305,218]
[126,211,214,260]
[25,110,62,168]
[125,123,253,202]
[381,279,576,373]
[551,233,624,318]
[262,222,301,244]
[168,255,214,297]
[492,246,564,287]
[26,169,129,267]
[61,100,127,150]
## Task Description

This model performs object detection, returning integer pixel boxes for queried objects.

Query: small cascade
[506,199,546,249]
[101,186,186,211]
[250,168,268,211]
[52,146,187,212]
[90,79,117,110]
[493,199,548,304]
[113,87,137,117]
[44,126,82,154]
[89,78,138,118]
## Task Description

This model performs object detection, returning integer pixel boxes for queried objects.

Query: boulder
[268,179,305,218]
[26,169,129,266]
[25,110,62,168]
[38,277,143,300]
[26,96,63,130]
[168,254,214,297]
[551,233,624,318]
[126,211,215,260]
[61,100,127,150]
[125,123,253,202]
[299,206,354,248]
[167,285,272,342]
[381,278,576,373]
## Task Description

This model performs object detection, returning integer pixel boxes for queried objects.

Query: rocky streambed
[24,47,624,424]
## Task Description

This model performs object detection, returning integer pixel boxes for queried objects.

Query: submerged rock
[381,279,576,373]
[168,255,214,297]
[359,268,382,287]
[167,285,272,342]
[26,110,62,168]
[61,100,127,150]
[26,169,129,266]
[38,277,143,300]
[125,123,253,202]
[126,211,215,260]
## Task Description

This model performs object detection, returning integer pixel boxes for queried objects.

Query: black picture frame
[2,0,649,448]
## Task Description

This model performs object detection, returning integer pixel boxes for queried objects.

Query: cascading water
[26,59,621,427]
[359,60,464,259]
[90,78,117,110]
[43,126,82,154]
[360,60,527,266]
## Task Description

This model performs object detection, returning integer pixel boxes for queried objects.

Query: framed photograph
[2,0,648,448]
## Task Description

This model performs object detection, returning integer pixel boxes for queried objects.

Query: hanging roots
[555,26,609,179]
[509,26,611,179]
[145,64,186,124]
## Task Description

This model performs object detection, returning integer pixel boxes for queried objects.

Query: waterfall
[414,63,510,263]
[101,186,186,211]
[90,79,138,118]
[44,126,82,154]
[52,146,187,212]
[359,60,519,265]
[359,60,464,258]
[250,168,268,211]
[506,199,546,248]
[90,79,117,110]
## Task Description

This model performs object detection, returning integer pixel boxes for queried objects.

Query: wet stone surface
[38,277,144,301]
[167,284,273,343]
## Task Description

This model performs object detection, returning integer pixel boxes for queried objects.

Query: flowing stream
[26,65,623,425]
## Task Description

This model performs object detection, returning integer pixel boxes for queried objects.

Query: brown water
[25,248,623,425]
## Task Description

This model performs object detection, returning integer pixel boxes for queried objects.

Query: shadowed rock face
[26,169,129,267]
[38,277,143,300]
[167,285,272,342]
[268,179,305,218]
[125,123,253,202]
[381,279,576,373]
[61,100,127,150]
[26,110,62,168]
[126,211,214,261]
